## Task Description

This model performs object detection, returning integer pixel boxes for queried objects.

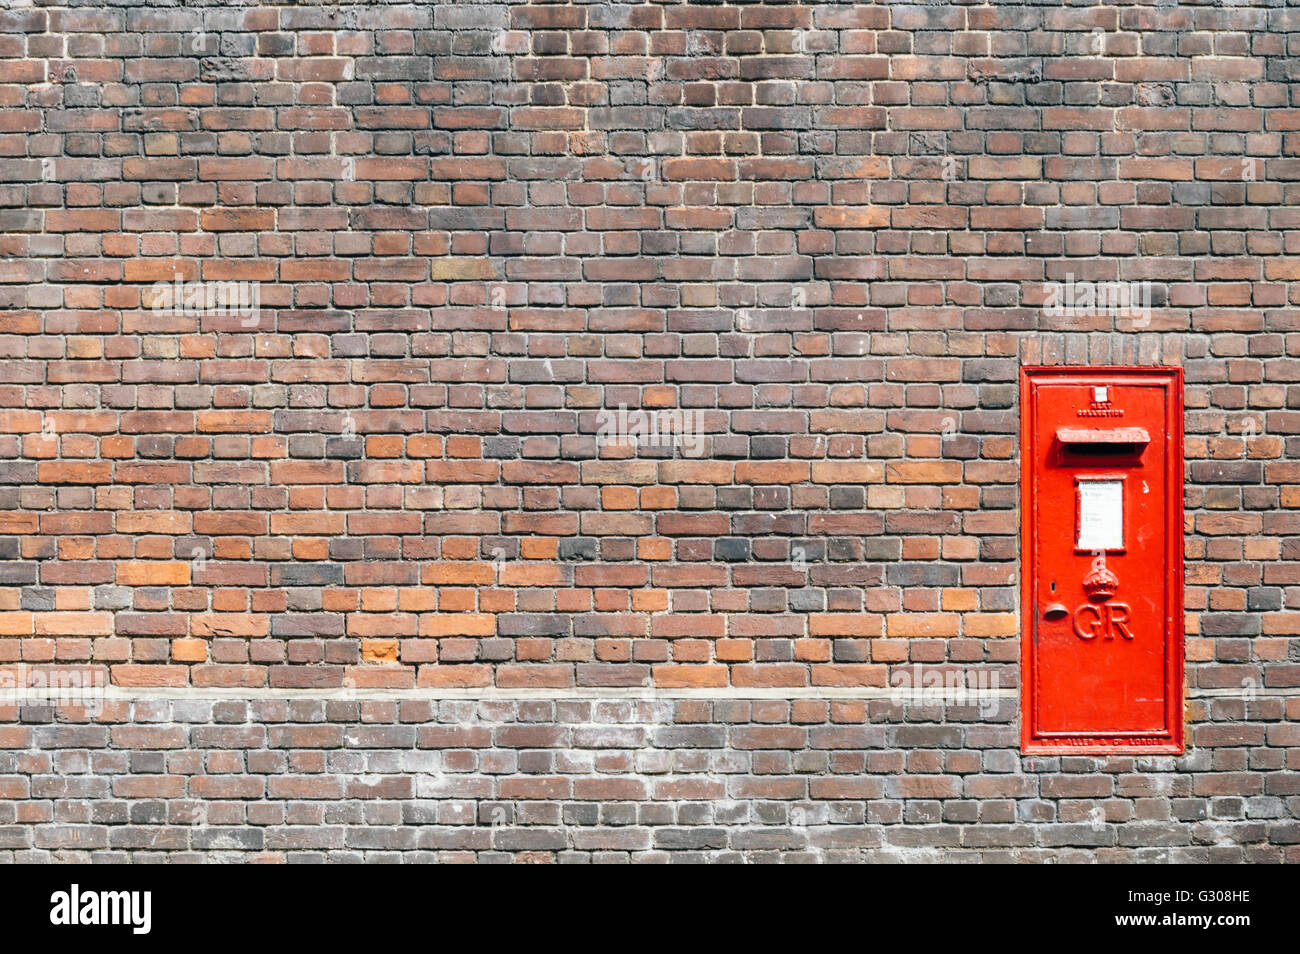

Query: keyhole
[1050,581,1056,592]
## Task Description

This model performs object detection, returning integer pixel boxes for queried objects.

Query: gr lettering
[1072,602,1134,641]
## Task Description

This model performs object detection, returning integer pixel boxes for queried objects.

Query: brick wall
[0,1,1296,861]
[2,696,1291,863]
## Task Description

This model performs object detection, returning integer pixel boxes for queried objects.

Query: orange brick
[33,612,112,636]
[885,460,963,484]
[116,511,191,535]
[417,664,491,688]
[715,639,753,662]
[941,589,979,611]
[421,563,495,585]
[365,435,404,458]
[38,461,112,484]
[190,614,268,638]
[116,562,191,586]
[657,460,733,484]
[731,664,805,687]
[0,513,38,534]
[360,589,398,612]
[520,537,558,560]
[419,614,495,637]
[962,613,1018,638]
[110,665,188,687]
[735,461,810,484]
[495,664,571,688]
[885,614,960,638]
[810,614,882,637]
[637,538,673,561]
[810,461,885,484]
[446,436,479,457]
[652,664,728,688]
[292,538,330,560]
[0,613,32,636]
[602,486,638,509]
[171,638,208,663]
[361,639,399,664]
[639,486,676,509]
[57,538,95,560]
[345,666,415,689]
[196,411,272,433]
[397,589,438,612]
[498,565,565,586]
[631,589,668,612]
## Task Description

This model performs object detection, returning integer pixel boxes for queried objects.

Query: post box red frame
[1020,366,1184,755]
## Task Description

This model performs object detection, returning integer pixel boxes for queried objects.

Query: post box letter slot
[1055,427,1150,446]
[1054,426,1149,464]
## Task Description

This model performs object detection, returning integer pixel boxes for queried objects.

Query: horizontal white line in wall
[3,686,1292,702]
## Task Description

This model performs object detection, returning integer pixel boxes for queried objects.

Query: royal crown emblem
[1081,556,1119,602]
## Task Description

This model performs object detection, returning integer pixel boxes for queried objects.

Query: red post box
[1020,367,1184,754]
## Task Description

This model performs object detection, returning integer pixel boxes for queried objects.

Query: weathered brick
[0,0,1290,865]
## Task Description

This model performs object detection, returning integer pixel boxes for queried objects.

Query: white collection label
[1077,480,1123,551]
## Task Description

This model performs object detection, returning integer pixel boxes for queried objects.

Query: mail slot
[1020,367,1184,754]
